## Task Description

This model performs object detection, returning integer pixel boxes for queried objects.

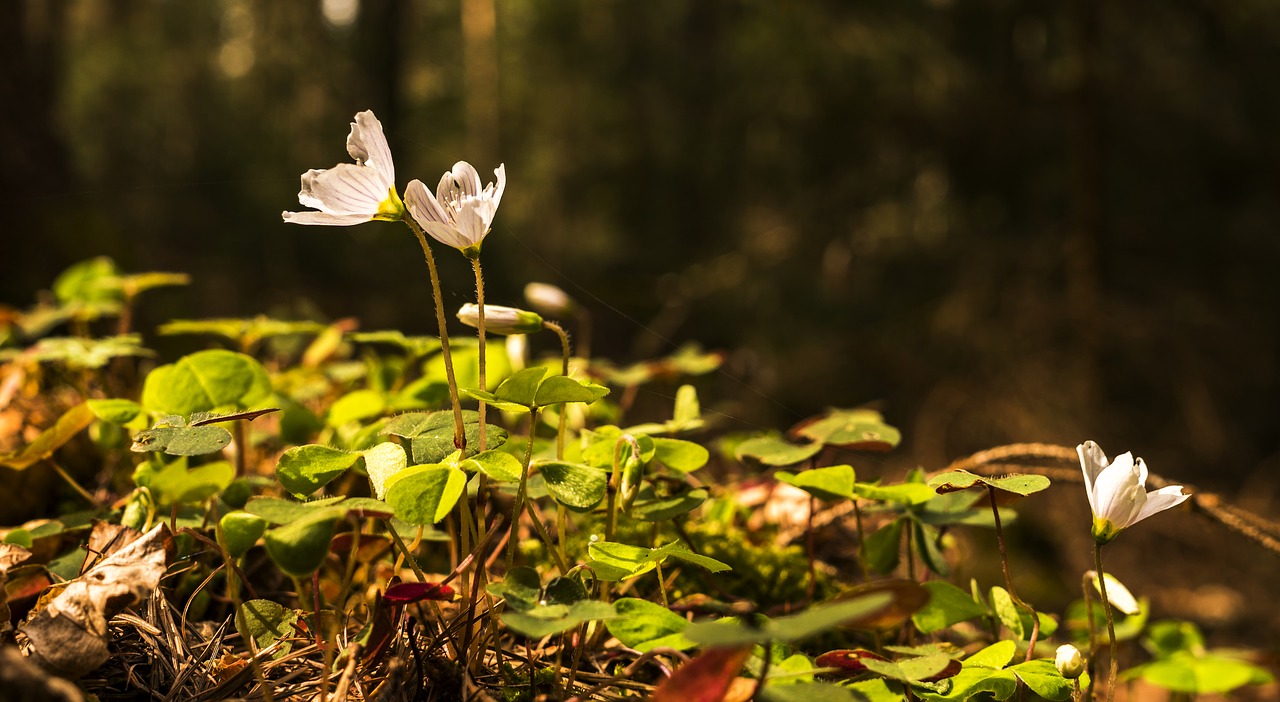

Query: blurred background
[4,0,1279,504]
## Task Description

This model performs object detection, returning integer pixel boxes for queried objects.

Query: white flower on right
[1078,440,1190,544]
[405,162,506,258]
[283,110,404,226]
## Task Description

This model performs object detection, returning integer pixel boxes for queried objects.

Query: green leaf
[148,460,235,506]
[629,488,708,522]
[776,465,856,501]
[363,442,408,500]
[650,438,709,472]
[734,435,822,466]
[495,367,548,407]
[860,653,954,683]
[864,518,904,574]
[503,600,618,638]
[486,566,542,611]
[587,540,730,581]
[276,445,362,497]
[793,408,900,451]
[385,411,506,463]
[607,598,696,652]
[87,398,143,424]
[990,587,1023,639]
[326,389,386,427]
[686,592,895,647]
[853,482,938,504]
[581,428,655,468]
[243,495,346,524]
[131,418,233,456]
[384,464,467,525]
[538,461,608,510]
[1131,653,1270,694]
[220,511,267,558]
[964,640,1018,669]
[53,257,122,305]
[1008,660,1075,700]
[142,350,273,416]
[914,521,950,577]
[534,375,609,407]
[927,470,1050,497]
[912,581,990,634]
[262,509,343,577]
[236,599,299,658]
[160,317,323,345]
[543,576,588,606]
[460,450,523,482]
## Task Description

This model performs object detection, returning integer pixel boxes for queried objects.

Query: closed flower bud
[523,282,576,317]
[457,303,543,336]
[1055,644,1085,679]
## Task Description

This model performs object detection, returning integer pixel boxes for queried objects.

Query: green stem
[471,257,487,451]
[655,559,669,608]
[606,435,640,543]
[544,321,571,460]
[405,218,466,452]
[1093,543,1117,702]
[506,408,540,570]
[1083,571,1098,701]
[386,521,427,581]
[48,459,97,505]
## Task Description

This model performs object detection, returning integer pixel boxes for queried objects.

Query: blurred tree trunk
[462,0,499,165]
[0,1,70,205]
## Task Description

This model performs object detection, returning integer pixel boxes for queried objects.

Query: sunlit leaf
[538,461,608,510]
[384,464,467,525]
[236,599,299,658]
[776,465,855,501]
[276,445,362,497]
[734,435,822,466]
[142,350,273,416]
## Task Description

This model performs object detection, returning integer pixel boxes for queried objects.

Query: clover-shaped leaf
[776,465,856,501]
[928,469,1050,497]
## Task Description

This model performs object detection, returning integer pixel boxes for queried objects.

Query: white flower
[456,303,543,336]
[283,110,405,225]
[405,162,506,257]
[524,282,575,317]
[1086,570,1140,615]
[1055,644,1085,679]
[1078,440,1190,544]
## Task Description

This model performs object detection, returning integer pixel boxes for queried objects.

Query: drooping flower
[457,303,543,336]
[1078,440,1190,544]
[524,282,576,317]
[283,110,405,225]
[405,162,506,258]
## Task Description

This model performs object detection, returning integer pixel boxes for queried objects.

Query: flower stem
[987,485,1040,660]
[506,408,540,570]
[471,257,487,451]
[405,219,466,452]
[544,321,571,460]
[1093,542,1117,702]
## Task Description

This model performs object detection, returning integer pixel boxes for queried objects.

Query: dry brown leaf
[0,645,85,702]
[20,524,171,678]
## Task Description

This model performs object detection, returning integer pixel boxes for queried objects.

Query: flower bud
[523,282,575,317]
[1055,644,1085,679]
[456,303,544,336]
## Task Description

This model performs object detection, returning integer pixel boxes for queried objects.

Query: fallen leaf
[20,524,172,677]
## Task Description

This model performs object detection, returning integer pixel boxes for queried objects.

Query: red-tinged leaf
[815,648,888,675]
[923,657,963,682]
[836,579,930,629]
[356,590,402,669]
[653,646,753,702]
[383,581,455,604]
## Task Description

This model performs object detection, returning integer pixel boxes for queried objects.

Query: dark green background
[5,0,1280,495]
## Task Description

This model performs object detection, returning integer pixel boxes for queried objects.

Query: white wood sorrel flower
[282,110,405,225]
[405,162,506,258]
[1078,440,1190,544]
[457,303,543,336]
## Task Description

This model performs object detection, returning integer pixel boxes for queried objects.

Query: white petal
[283,211,373,226]
[450,161,483,199]
[489,163,507,208]
[405,179,450,226]
[420,221,471,250]
[1077,441,1109,513]
[1090,452,1138,523]
[1130,485,1190,526]
[346,110,395,186]
[299,164,388,215]
[1134,456,1149,487]
[451,204,488,247]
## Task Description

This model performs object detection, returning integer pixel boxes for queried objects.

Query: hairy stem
[405,219,466,452]
[1093,543,1117,702]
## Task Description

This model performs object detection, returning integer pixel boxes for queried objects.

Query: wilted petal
[284,110,402,226]
[346,110,395,185]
